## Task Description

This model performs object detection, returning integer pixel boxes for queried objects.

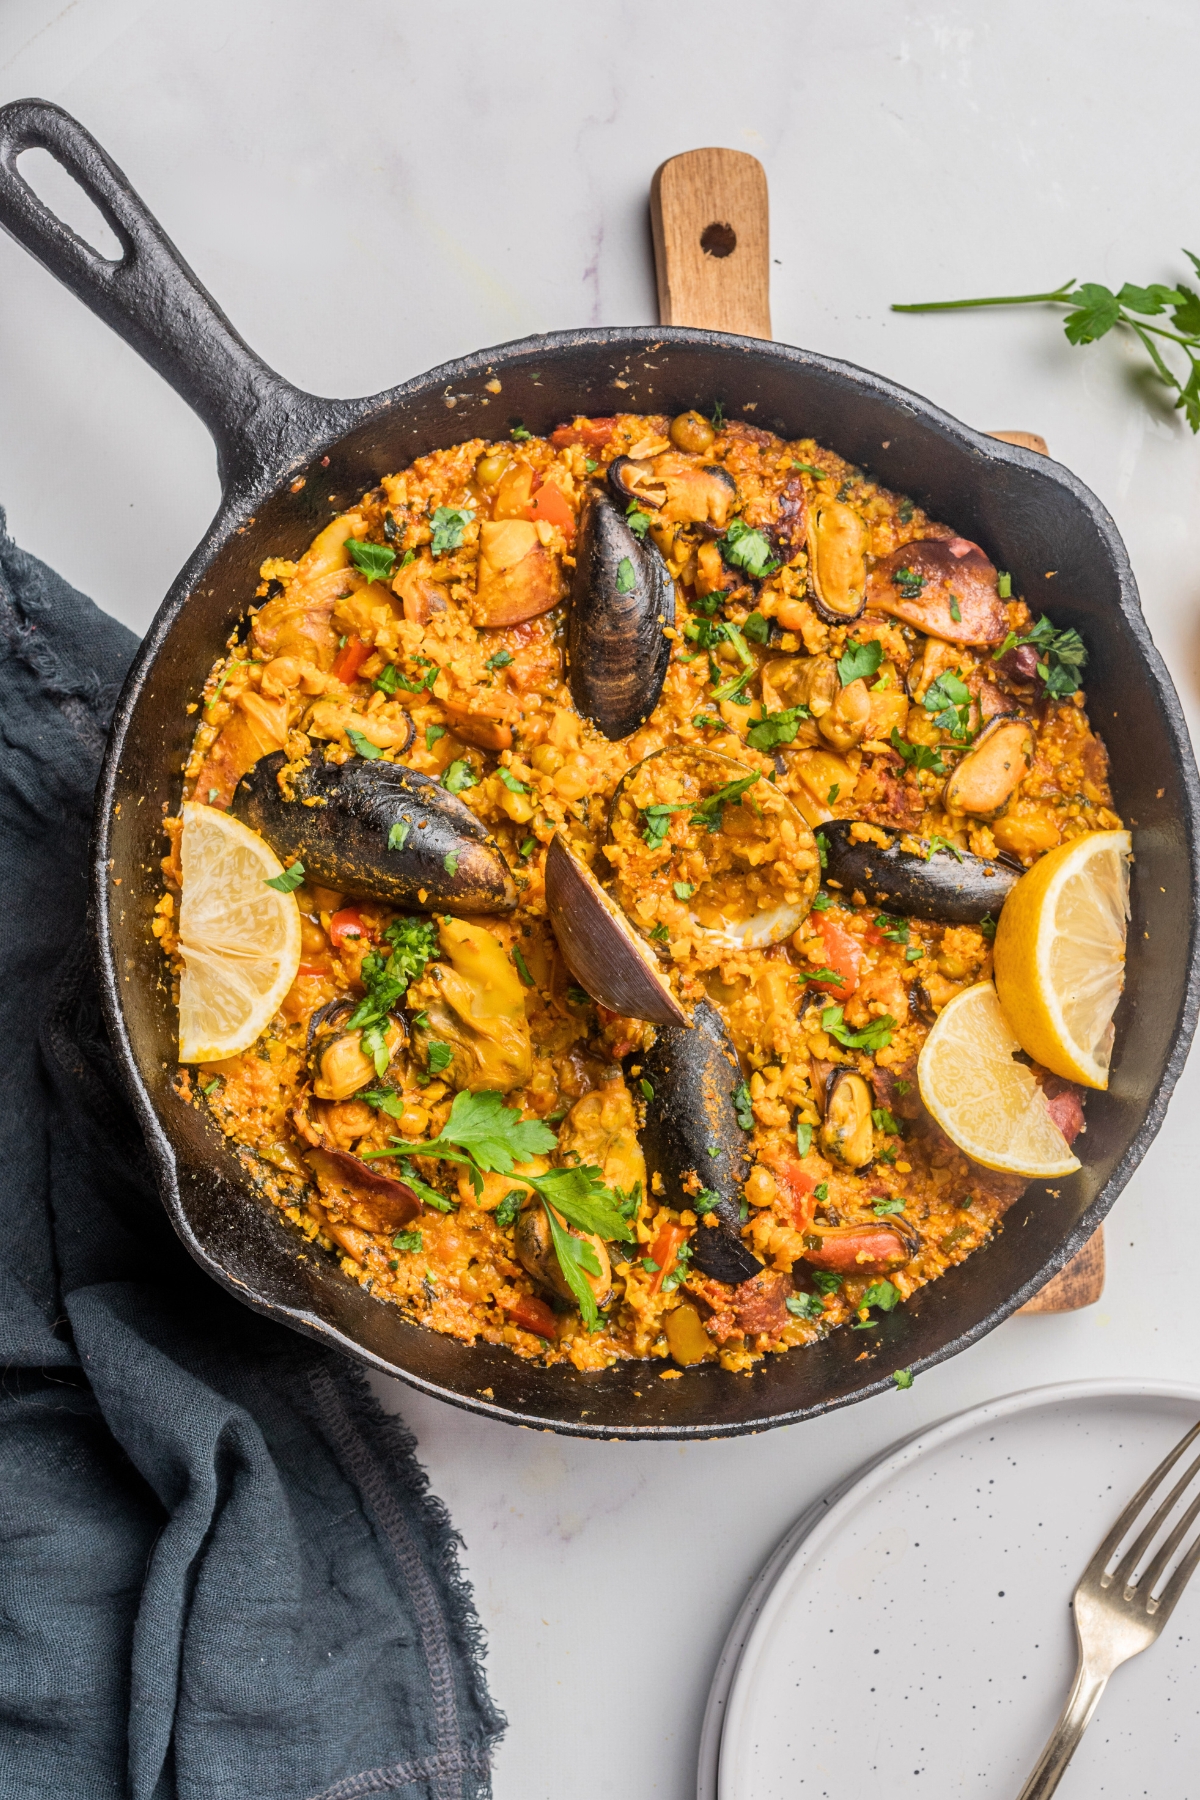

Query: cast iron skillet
[3,100,1198,1440]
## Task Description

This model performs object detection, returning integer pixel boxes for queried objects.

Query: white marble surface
[4,4,1200,1795]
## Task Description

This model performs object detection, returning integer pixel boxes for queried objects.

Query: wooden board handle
[650,148,771,339]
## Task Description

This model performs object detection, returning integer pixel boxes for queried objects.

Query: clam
[513,1202,614,1308]
[819,1069,876,1170]
[807,497,868,624]
[943,717,1034,817]
[800,1215,921,1275]
[544,834,688,1026]
[819,818,1020,923]
[608,747,821,949]
[233,751,517,914]
[607,454,737,527]
[636,998,762,1287]
[868,538,1007,645]
[568,486,675,740]
[306,1145,421,1235]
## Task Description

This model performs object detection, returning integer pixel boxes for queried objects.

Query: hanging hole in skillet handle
[650,147,771,338]
[0,98,325,494]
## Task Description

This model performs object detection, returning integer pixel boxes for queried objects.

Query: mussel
[820,819,1020,923]
[867,538,1007,646]
[635,999,761,1286]
[819,1069,876,1170]
[306,1145,421,1235]
[807,497,869,624]
[568,487,675,740]
[513,1201,614,1307]
[943,717,1034,818]
[800,1215,921,1276]
[310,1018,403,1101]
[234,750,517,914]
[544,833,688,1026]
[607,454,737,527]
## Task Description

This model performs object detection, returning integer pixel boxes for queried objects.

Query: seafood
[233,751,517,914]
[807,496,868,623]
[543,833,688,1026]
[819,820,1021,923]
[868,537,1007,645]
[568,486,675,739]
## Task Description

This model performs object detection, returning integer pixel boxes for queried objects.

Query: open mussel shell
[568,486,675,740]
[234,751,517,914]
[306,1146,421,1233]
[635,998,761,1286]
[544,834,688,1027]
[513,1202,613,1308]
[800,1215,921,1276]
[819,1068,875,1169]
[820,818,1019,924]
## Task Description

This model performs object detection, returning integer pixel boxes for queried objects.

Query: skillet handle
[0,99,323,491]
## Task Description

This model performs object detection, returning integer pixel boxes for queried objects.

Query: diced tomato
[329,907,367,946]
[297,960,329,978]
[808,916,863,996]
[502,1292,558,1339]
[550,416,617,449]
[771,1161,818,1232]
[529,479,575,535]
[648,1222,688,1295]
[332,635,371,684]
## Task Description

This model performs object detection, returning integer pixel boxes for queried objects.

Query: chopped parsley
[799,966,845,987]
[922,669,973,739]
[741,611,770,644]
[898,498,914,524]
[625,504,652,540]
[512,945,534,987]
[443,853,459,875]
[425,1041,453,1076]
[346,538,397,584]
[486,648,514,671]
[926,834,964,862]
[786,1292,825,1320]
[821,1004,896,1052]
[392,1229,423,1254]
[375,663,402,696]
[997,571,1013,599]
[346,728,384,761]
[747,705,809,751]
[719,518,780,580]
[875,912,909,944]
[979,912,997,940]
[673,880,696,900]
[426,723,446,750]
[815,831,829,871]
[891,565,925,600]
[429,506,474,556]
[498,767,529,794]
[893,1367,915,1389]
[442,759,477,794]
[949,593,962,623]
[732,1080,754,1131]
[510,424,532,441]
[792,461,827,479]
[649,922,671,944]
[837,638,884,686]
[518,836,536,859]
[616,556,637,594]
[889,728,946,775]
[264,860,305,893]
[993,615,1087,698]
[639,1078,654,1101]
[388,819,410,851]
[795,1121,813,1156]
[862,1279,900,1312]
[812,1270,843,1294]
[694,1189,721,1215]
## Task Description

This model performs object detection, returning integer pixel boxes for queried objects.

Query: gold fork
[1016,1419,1200,1798]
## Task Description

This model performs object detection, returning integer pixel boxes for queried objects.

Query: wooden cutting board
[649,149,1103,1312]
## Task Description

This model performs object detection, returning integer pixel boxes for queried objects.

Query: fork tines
[1088,1420,1200,1620]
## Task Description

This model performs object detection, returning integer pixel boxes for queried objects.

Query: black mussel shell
[544,833,688,1027]
[568,486,675,740]
[820,819,1020,924]
[635,998,761,1286]
[234,751,517,914]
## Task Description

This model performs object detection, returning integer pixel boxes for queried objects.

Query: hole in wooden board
[16,148,123,261]
[700,221,737,259]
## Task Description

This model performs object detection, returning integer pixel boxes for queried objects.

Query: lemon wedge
[177,802,302,1063]
[993,829,1131,1090]
[917,981,1081,1176]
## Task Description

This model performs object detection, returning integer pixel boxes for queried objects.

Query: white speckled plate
[703,1381,1200,1800]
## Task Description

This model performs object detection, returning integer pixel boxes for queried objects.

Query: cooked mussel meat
[405,918,532,1094]
[943,717,1034,818]
[800,1215,921,1275]
[544,833,688,1026]
[310,1019,403,1101]
[819,1069,876,1170]
[807,497,868,624]
[568,487,675,740]
[636,998,761,1286]
[234,751,517,914]
[761,652,837,724]
[820,819,1020,923]
[608,453,737,527]
[513,1201,613,1307]
[868,538,1007,646]
[608,747,821,949]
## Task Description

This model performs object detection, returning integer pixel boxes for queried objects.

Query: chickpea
[260,655,302,696]
[531,744,564,776]
[400,1104,431,1137]
[500,786,536,823]
[320,1099,374,1145]
[299,916,329,956]
[776,597,810,632]
[670,410,716,455]
[553,753,592,800]
[745,1164,779,1208]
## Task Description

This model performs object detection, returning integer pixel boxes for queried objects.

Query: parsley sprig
[922,670,973,740]
[837,638,884,687]
[893,258,1200,432]
[889,729,946,775]
[719,518,781,580]
[994,615,1087,699]
[345,918,439,1075]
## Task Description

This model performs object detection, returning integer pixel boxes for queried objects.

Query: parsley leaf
[265,860,305,892]
[498,767,529,794]
[495,1188,525,1228]
[442,759,477,794]
[486,648,513,671]
[694,1188,721,1214]
[979,912,997,940]
[616,557,636,594]
[673,880,696,900]
[388,819,410,851]
[786,1292,825,1320]
[875,913,909,944]
[510,424,532,441]
[1063,281,1121,344]
[429,506,474,556]
[873,1196,906,1215]
[346,538,397,584]
[346,728,384,761]
[747,706,809,751]
[862,1278,900,1312]
[922,669,973,739]
[799,965,845,987]
[889,727,946,775]
[625,505,651,540]
[891,565,925,600]
[426,723,446,750]
[732,1080,754,1131]
[837,638,884,686]
[996,614,1087,698]
[691,771,761,833]
[796,1121,813,1156]
[719,518,780,580]
[821,1004,897,1052]
[426,1042,453,1076]
[741,611,770,644]
[392,1228,423,1254]
[812,1270,843,1294]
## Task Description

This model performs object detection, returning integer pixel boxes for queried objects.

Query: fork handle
[1016,1661,1110,1799]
